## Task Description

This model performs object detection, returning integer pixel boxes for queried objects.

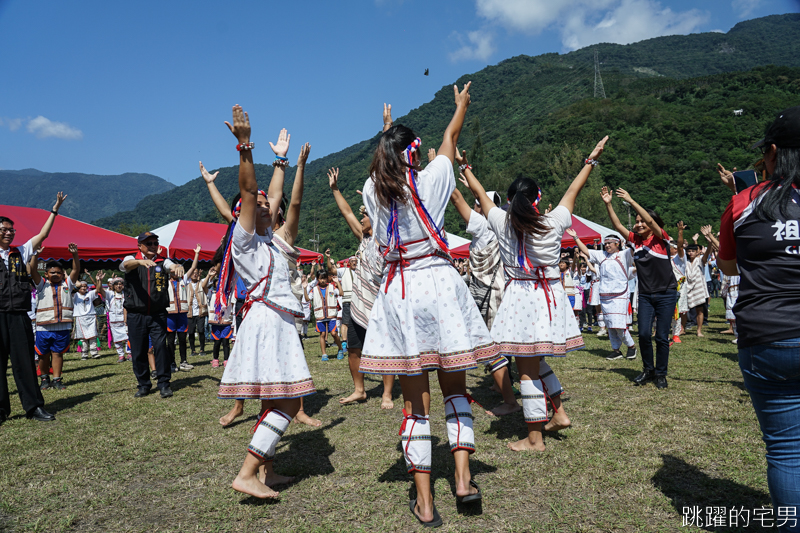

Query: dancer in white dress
[360,87,498,527]
[570,230,636,360]
[96,276,128,361]
[464,135,608,452]
[216,105,315,500]
[72,273,102,359]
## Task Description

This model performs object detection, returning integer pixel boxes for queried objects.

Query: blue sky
[0,0,796,185]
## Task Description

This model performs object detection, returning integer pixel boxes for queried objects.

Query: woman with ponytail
[360,84,499,527]
[216,105,314,500]
[463,136,608,452]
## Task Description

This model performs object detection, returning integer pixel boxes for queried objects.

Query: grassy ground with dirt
[0,299,770,532]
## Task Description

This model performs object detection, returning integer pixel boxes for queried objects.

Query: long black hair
[753,147,800,222]
[369,125,419,208]
[506,176,549,238]
[212,193,241,266]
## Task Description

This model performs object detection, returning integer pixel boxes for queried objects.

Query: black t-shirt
[719,185,800,347]
[628,229,678,294]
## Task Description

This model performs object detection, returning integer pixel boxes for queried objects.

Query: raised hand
[328,168,340,190]
[692,233,700,242]
[677,220,686,231]
[717,163,736,192]
[588,136,609,160]
[544,203,553,215]
[454,147,468,167]
[269,128,290,157]
[33,246,44,257]
[97,270,106,281]
[454,82,472,108]
[194,244,202,255]
[600,186,613,204]
[53,191,67,212]
[458,172,470,189]
[157,246,164,256]
[615,188,633,203]
[68,242,78,254]
[565,228,578,238]
[701,224,712,236]
[427,148,437,164]
[383,103,393,126]
[224,105,251,144]
[325,248,331,257]
[199,161,219,184]
[297,143,311,166]
[355,189,363,196]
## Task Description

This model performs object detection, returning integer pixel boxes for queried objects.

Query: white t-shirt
[487,204,573,279]
[35,277,75,332]
[1,239,33,268]
[363,154,454,269]
[671,253,686,277]
[189,281,203,316]
[73,289,98,318]
[466,210,495,252]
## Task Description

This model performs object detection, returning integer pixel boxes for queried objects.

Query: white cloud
[731,0,760,18]
[0,117,23,131]
[474,0,709,51]
[449,30,497,62]
[26,116,83,140]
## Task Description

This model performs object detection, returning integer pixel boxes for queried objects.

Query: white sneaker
[596,328,608,337]
[179,361,194,371]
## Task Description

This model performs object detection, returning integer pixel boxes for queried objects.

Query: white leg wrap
[621,328,634,347]
[520,379,548,423]
[248,409,291,461]
[609,328,623,350]
[443,395,475,454]
[597,314,605,328]
[115,342,126,357]
[539,361,563,398]
[400,414,431,474]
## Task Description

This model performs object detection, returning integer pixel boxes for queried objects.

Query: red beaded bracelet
[237,142,255,151]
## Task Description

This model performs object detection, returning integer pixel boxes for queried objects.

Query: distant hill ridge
[1,169,175,223]
[86,12,800,257]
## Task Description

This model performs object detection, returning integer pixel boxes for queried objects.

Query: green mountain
[2,169,175,223]
[93,13,800,258]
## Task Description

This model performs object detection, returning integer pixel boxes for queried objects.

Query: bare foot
[339,391,367,405]
[220,405,244,427]
[455,478,480,498]
[489,383,500,394]
[720,329,734,335]
[262,472,295,488]
[380,396,394,410]
[293,410,322,427]
[678,328,685,335]
[486,402,522,417]
[697,333,705,338]
[544,413,571,432]
[507,438,546,452]
[231,475,279,499]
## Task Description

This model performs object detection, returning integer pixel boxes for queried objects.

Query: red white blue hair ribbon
[516,186,542,272]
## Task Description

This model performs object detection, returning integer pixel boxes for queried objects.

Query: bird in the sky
[424,68,429,76]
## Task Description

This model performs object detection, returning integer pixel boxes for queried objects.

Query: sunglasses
[142,240,159,247]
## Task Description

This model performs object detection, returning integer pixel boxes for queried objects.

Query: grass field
[0,299,771,532]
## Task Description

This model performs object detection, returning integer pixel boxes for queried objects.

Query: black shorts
[341,302,352,327]
[347,320,367,350]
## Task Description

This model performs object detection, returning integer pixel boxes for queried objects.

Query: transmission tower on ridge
[594,49,606,99]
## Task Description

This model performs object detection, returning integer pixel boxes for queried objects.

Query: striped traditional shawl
[469,239,504,329]
[685,256,709,309]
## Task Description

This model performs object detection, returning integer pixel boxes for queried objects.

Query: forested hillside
[2,169,175,222]
[93,14,800,258]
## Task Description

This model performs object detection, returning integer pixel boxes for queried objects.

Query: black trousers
[167,331,187,364]
[187,315,206,353]
[127,311,171,388]
[0,311,45,416]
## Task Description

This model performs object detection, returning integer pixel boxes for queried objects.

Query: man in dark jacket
[120,232,184,399]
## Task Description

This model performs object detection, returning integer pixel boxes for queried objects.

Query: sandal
[457,479,482,504]
[409,499,442,528]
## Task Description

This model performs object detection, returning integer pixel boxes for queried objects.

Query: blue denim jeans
[637,290,677,376]
[739,338,800,532]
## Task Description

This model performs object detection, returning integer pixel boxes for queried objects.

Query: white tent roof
[445,231,470,248]
[573,215,623,242]
[149,220,181,256]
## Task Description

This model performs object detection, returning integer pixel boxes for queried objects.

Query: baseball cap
[137,231,159,243]
[751,106,800,150]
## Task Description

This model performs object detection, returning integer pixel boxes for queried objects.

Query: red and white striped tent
[150,220,322,265]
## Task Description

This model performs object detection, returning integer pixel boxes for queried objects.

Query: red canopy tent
[150,220,322,265]
[1,204,138,267]
[449,215,601,259]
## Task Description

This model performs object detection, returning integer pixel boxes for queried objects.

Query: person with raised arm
[30,242,82,391]
[214,105,314,499]
[73,270,104,360]
[569,226,635,361]
[327,164,395,409]
[668,221,688,346]
[464,136,608,452]
[203,139,320,428]
[603,187,677,389]
[166,244,201,372]
[359,84,497,527]
[96,274,128,362]
[202,265,233,367]
[0,192,65,423]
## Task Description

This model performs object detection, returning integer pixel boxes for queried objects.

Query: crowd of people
[1,91,798,530]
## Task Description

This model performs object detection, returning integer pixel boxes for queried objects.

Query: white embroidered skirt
[490,279,584,357]
[725,291,738,320]
[599,294,631,329]
[218,303,315,399]
[360,264,500,376]
[108,319,128,343]
[588,282,600,306]
[74,316,97,340]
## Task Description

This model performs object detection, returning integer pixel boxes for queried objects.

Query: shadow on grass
[652,454,770,532]
[300,388,333,418]
[272,417,345,479]
[171,374,220,392]
[47,392,99,413]
[64,372,115,386]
